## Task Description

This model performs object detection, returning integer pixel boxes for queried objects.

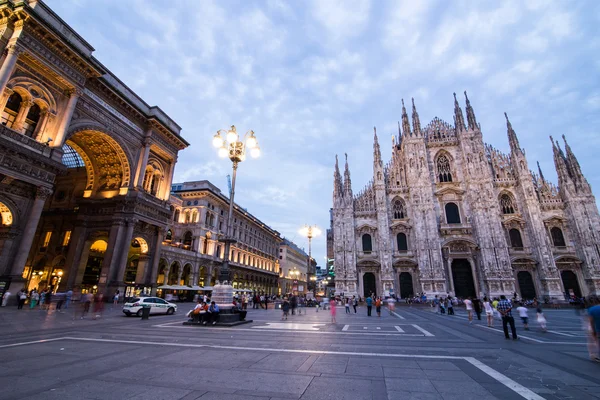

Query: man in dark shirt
[497,295,517,340]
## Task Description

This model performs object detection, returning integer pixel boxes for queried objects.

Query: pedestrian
[45,290,52,311]
[483,296,494,327]
[260,294,265,309]
[440,298,446,314]
[330,297,336,323]
[290,295,297,315]
[80,292,92,319]
[352,295,358,313]
[92,292,104,320]
[447,297,454,315]
[345,297,350,314]
[375,297,382,317]
[55,293,65,312]
[366,295,373,316]
[516,303,529,330]
[242,294,247,310]
[17,289,27,309]
[113,290,120,308]
[497,295,517,340]
[265,295,269,311]
[536,306,547,332]
[464,297,473,323]
[65,288,73,309]
[30,290,39,309]
[585,295,600,362]
[1,290,11,307]
[473,297,482,321]
[387,296,396,315]
[282,297,290,320]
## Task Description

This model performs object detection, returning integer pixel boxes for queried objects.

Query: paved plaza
[0,303,598,400]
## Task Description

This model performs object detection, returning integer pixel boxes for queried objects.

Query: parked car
[122,297,177,317]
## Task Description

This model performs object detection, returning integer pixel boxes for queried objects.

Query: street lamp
[299,224,321,295]
[211,126,260,307]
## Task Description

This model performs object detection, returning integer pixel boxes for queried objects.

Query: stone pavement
[0,303,599,399]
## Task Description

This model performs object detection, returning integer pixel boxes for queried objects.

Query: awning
[157,285,204,291]
[202,286,214,291]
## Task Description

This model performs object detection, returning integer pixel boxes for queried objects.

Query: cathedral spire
[411,98,421,136]
[453,92,466,132]
[334,154,343,199]
[505,112,521,153]
[550,135,570,185]
[373,127,382,167]
[343,153,352,197]
[537,161,546,183]
[562,134,590,192]
[401,99,411,136]
[464,91,478,130]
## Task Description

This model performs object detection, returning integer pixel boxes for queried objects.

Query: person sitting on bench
[207,301,220,325]
[192,301,208,324]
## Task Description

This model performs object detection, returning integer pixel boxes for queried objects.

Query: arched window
[1,92,22,128]
[500,194,515,214]
[191,209,198,223]
[173,209,180,222]
[509,228,523,248]
[149,171,161,195]
[397,233,408,252]
[165,229,172,241]
[445,203,461,224]
[183,231,193,247]
[551,227,566,247]
[185,210,191,223]
[392,198,407,219]
[437,155,453,183]
[23,103,41,138]
[362,234,373,253]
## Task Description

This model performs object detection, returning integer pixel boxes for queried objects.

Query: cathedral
[331,93,600,301]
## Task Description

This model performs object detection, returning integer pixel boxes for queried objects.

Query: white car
[122,297,177,317]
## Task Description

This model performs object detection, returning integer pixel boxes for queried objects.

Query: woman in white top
[483,297,494,327]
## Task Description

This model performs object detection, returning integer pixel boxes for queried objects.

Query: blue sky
[47,0,600,267]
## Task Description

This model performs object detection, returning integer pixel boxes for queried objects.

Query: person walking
[536,306,547,332]
[45,290,52,312]
[473,297,482,321]
[290,295,297,316]
[30,290,39,309]
[366,295,373,316]
[65,288,73,309]
[352,296,358,313]
[483,297,494,327]
[497,295,517,340]
[17,289,27,309]
[345,297,351,314]
[375,297,382,317]
[516,303,529,330]
[447,297,454,316]
[464,297,473,323]
[113,290,120,308]
[330,297,337,323]
[1,290,11,307]
[585,296,600,362]
[387,296,396,315]
[281,297,290,320]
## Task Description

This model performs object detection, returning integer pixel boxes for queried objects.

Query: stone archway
[561,270,582,298]
[363,272,376,298]
[517,271,536,300]
[399,272,414,299]
[451,259,476,298]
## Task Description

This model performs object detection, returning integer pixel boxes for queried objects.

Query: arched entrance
[517,271,536,300]
[451,259,476,298]
[363,272,376,298]
[82,239,107,291]
[399,272,414,299]
[561,270,581,298]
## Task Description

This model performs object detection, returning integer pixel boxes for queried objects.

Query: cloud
[311,0,371,41]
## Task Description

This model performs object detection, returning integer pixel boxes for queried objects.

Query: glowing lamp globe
[212,133,224,148]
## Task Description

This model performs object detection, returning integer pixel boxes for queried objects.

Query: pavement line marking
[412,324,434,337]
[11,336,539,400]
[548,330,575,337]
[152,324,425,336]
[363,327,368,330]
[394,326,405,333]
[475,325,545,343]
[391,311,405,320]
[464,357,545,400]
[342,325,349,331]
[0,337,65,349]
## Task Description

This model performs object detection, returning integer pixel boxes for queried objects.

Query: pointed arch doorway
[451,259,476,298]
[399,272,414,299]
[363,272,376,298]
[517,271,536,300]
[561,270,581,298]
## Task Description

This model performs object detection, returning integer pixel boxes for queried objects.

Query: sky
[46,0,600,267]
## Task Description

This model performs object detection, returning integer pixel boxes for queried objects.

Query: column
[0,87,13,111]
[147,228,163,290]
[98,221,125,293]
[11,187,52,278]
[113,219,136,283]
[135,137,151,188]
[33,110,50,141]
[192,267,199,287]
[52,88,81,147]
[63,224,87,290]
[205,266,213,286]
[160,158,176,199]
[0,44,22,94]
[135,255,150,283]
[12,99,32,132]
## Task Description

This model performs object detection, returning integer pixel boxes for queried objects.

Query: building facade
[332,93,600,300]
[278,238,309,295]
[159,180,281,297]
[0,0,187,298]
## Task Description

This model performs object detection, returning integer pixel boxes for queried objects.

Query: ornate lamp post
[299,224,321,295]
[211,126,260,307]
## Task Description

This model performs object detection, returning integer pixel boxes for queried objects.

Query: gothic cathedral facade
[332,93,600,301]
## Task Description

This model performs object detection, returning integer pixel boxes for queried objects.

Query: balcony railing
[0,124,51,155]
